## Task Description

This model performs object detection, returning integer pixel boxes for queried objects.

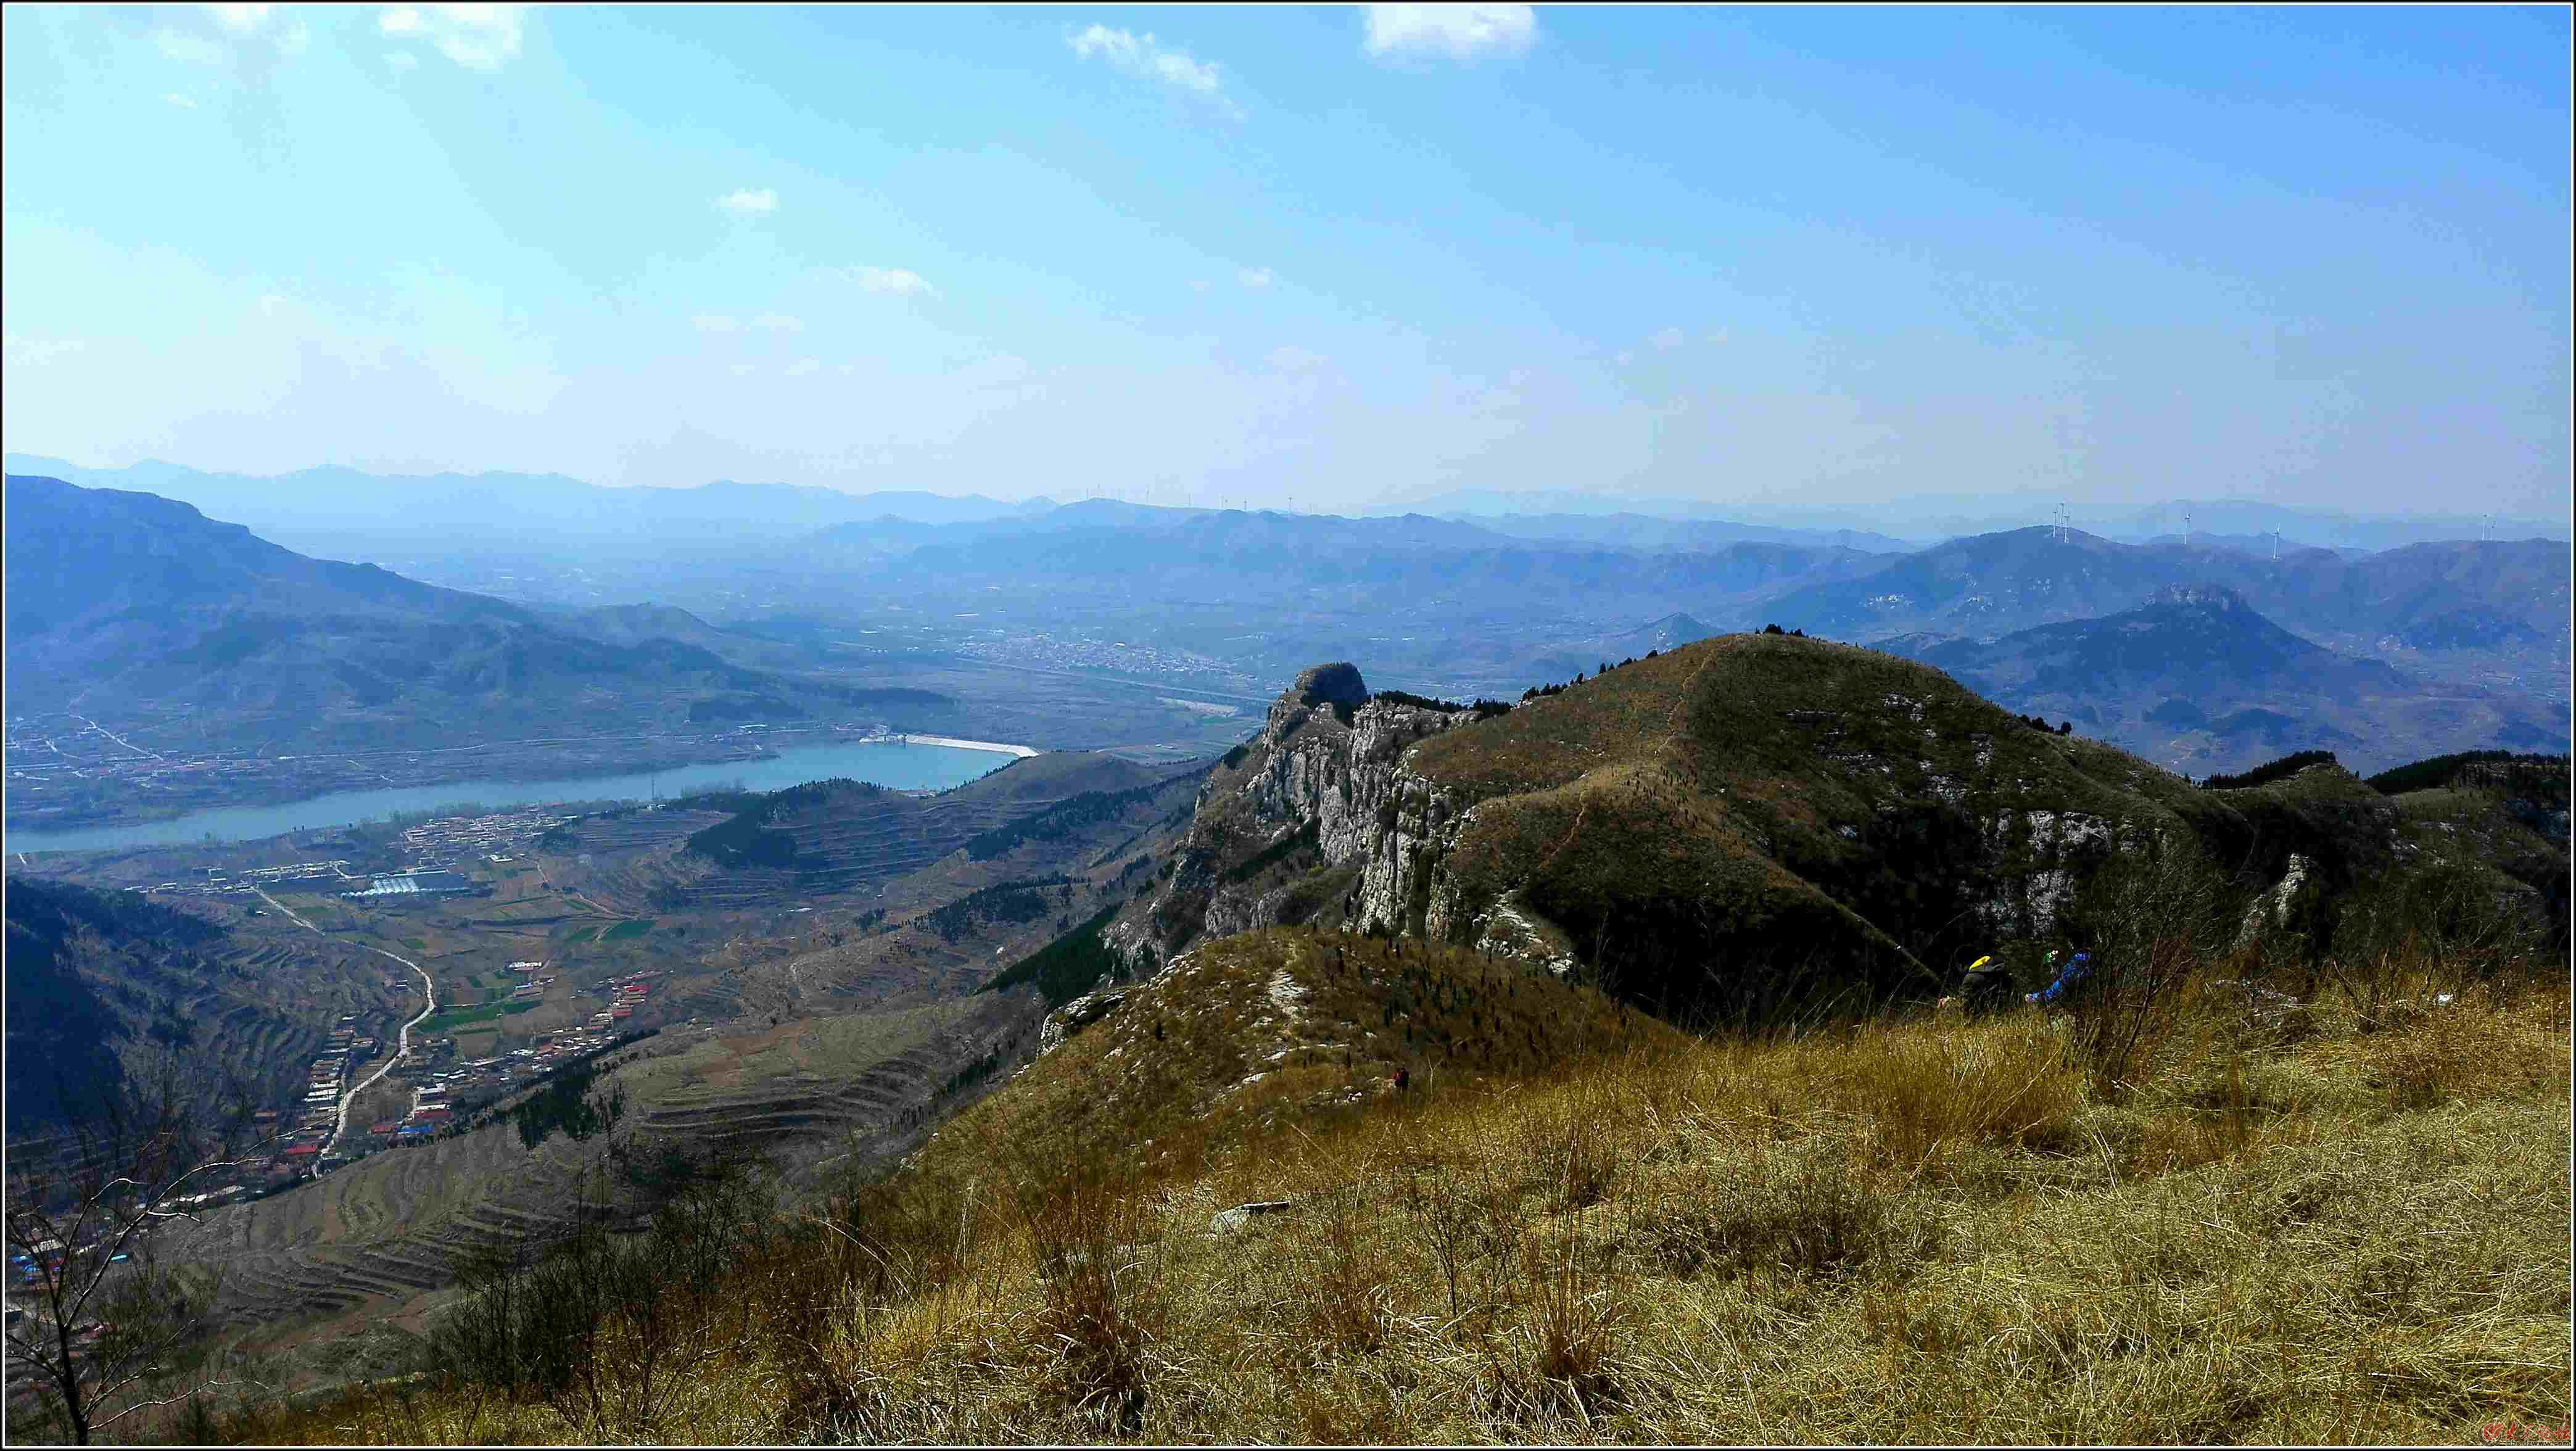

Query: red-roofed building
[283,1144,320,1158]
[369,1120,400,1135]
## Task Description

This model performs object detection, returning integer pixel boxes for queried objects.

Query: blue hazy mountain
[0,454,1051,553]
[1,473,931,746]
[1883,585,2569,777]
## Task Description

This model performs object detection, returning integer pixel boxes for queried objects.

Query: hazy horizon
[6,6,2569,521]
[7,450,2570,541]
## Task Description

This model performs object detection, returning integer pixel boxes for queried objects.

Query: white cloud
[205,4,273,34]
[1067,24,1241,116]
[163,92,200,108]
[690,314,741,333]
[1649,326,1686,350]
[279,21,309,56]
[1363,4,1537,62]
[154,29,229,65]
[1615,350,1635,366]
[386,50,419,72]
[785,359,822,378]
[1189,279,1210,294]
[1268,345,1327,373]
[844,266,936,298]
[1237,266,1274,289]
[379,4,526,72]
[729,363,755,377]
[752,313,804,333]
[714,188,778,217]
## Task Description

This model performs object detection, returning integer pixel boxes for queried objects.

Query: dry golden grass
[211,932,2572,1449]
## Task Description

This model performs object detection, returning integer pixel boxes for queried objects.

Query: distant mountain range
[1761,526,2570,657]
[1374,486,2567,552]
[28,457,2556,562]
[1436,512,1917,554]
[1,474,929,753]
[1,454,1052,555]
[7,469,2561,809]
[1880,585,2569,776]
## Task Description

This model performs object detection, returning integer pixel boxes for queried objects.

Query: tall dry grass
[199,917,2569,1448]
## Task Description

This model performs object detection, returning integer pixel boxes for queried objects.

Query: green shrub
[1222,821,1320,885]
[965,785,1160,862]
[980,904,1125,1008]
[922,877,1077,944]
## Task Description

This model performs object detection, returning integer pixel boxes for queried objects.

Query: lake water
[3,740,1020,856]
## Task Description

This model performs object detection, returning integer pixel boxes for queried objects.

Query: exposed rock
[1208,1199,1295,1236]
[2235,853,2313,949]
[1293,662,1370,713]
[1035,988,1128,1057]
[1113,663,1478,974]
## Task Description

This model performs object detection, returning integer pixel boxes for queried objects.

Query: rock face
[1035,988,1128,1057]
[1108,663,1476,971]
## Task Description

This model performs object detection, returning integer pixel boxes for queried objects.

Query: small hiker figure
[1393,1067,1410,1093]
[1942,954,2017,1016]
[2025,950,2092,1007]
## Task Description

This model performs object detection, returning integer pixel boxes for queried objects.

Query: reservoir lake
[4,739,1018,856]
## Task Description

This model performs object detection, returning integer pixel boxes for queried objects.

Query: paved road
[72,713,163,761]
[255,889,437,1157]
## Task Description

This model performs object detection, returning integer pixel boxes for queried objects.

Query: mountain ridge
[1100,641,2566,1029]
[1883,585,2569,775]
[1,474,941,776]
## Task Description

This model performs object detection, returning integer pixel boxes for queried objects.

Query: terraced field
[647,754,1198,914]
[4,880,413,1138]
[552,808,733,854]
[161,994,1033,1337]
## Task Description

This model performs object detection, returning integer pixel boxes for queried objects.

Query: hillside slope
[936,925,1683,1184]
[2,878,402,1136]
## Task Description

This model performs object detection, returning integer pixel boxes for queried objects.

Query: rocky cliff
[1105,663,1476,966]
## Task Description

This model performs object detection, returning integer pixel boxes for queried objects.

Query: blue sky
[3,4,2567,519]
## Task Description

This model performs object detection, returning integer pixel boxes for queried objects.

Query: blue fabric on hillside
[2028,953,2092,1004]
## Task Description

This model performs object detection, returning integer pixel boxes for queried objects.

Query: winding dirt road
[255,888,437,1156]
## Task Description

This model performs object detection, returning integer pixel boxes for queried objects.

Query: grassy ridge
[213,914,2569,1447]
